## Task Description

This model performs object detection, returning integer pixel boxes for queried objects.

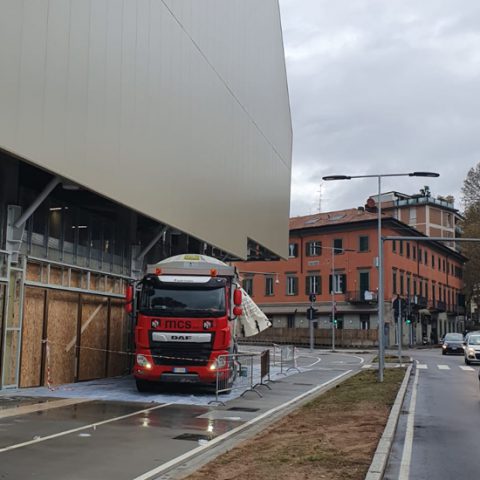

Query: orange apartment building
[237,208,466,347]
[372,190,463,251]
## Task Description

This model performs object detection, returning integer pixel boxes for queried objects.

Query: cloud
[280,0,480,216]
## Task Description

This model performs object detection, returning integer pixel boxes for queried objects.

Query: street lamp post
[323,171,439,382]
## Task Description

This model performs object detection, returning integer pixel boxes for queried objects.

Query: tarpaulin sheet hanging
[238,288,272,337]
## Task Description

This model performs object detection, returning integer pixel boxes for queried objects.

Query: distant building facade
[371,190,463,251]
[237,208,466,347]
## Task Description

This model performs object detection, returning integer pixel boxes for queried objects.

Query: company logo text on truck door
[151,319,192,330]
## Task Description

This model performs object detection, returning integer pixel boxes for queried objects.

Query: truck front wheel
[136,379,153,392]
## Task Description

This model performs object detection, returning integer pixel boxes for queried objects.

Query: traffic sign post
[393,296,404,365]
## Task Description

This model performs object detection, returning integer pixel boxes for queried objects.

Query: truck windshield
[139,286,226,317]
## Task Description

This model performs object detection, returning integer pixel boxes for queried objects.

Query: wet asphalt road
[0,348,371,480]
[385,348,480,479]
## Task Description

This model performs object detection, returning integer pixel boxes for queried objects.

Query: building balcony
[346,290,377,304]
[411,295,428,308]
[429,300,446,312]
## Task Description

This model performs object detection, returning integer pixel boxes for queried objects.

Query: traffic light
[405,317,412,325]
[307,307,319,321]
[309,293,317,303]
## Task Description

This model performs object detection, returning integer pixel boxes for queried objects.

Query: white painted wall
[0,0,292,259]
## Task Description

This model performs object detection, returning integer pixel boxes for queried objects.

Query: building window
[287,314,295,329]
[329,273,346,294]
[265,277,274,296]
[400,272,404,295]
[242,277,253,296]
[412,246,416,260]
[333,238,343,254]
[392,240,396,253]
[306,275,321,295]
[288,243,298,258]
[406,242,410,259]
[431,254,434,268]
[438,257,441,270]
[359,236,369,252]
[409,207,417,224]
[418,248,422,263]
[286,276,298,296]
[359,271,370,296]
[443,259,446,272]
[406,274,411,296]
[360,314,370,330]
[336,315,344,330]
[399,241,404,255]
[393,270,397,294]
[306,241,321,257]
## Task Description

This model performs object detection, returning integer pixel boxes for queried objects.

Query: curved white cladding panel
[0,0,292,259]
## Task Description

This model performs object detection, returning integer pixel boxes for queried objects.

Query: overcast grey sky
[279,0,480,217]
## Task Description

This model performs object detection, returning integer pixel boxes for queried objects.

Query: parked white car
[464,334,480,365]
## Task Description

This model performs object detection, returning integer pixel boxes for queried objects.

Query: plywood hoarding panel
[78,295,108,381]
[20,287,44,387]
[45,291,78,385]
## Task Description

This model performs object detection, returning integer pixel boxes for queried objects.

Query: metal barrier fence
[209,352,265,406]
[273,344,301,376]
[253,349,272,390]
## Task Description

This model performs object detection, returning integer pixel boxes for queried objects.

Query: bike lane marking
[398,367,419,480]
[0,402,173,453]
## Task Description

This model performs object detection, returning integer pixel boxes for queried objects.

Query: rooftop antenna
[316,182,323,212]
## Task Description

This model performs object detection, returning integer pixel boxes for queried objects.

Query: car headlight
[468,348,476,355]
[442,344,447,348]
[137,354,152,369]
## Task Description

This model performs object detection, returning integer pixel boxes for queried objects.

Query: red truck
[127,254,244,392]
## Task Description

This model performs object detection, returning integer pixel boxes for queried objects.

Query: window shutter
[341,274,347,293]
[294,277,298,295]
[305,277,311,295]
[329,275,333,294]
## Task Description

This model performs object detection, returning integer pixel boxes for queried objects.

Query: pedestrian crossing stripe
[415,364,476,371]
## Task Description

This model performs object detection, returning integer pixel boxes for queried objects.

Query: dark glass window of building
[265,277,274,296]
[438,257,441,270]
[393,270,397,294]
[306,241,321,257]
[288,243,298,258]
[305,275,321,295]
[242,278,253,296]
[406,243,410,258]
[392,240,397,253]
[412,246,416,260]
[333,238,343,254]
[287,314,295,329]
[431,254,434,268]
[359,236,369,252]
[424,250,427,265]
[418,248,422,263]
[286,276,298,295]
[360,313,370,330]
[399,241,404,255]
[329,273,347,293]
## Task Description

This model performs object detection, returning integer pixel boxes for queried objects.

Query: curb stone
[365,362,413,480]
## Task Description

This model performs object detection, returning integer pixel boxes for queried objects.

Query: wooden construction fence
[241,327,379,348]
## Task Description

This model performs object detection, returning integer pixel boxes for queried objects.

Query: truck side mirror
[125,285,133,314]
[233,306,243,317]
[233,289,242,306]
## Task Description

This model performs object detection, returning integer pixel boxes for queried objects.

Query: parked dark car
[441,333,465,355]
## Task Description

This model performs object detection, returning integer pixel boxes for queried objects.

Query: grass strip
[184,368,405,480]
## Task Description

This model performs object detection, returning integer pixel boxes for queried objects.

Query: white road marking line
[297,355,322,368]
[460,366,475,371]
[438,365,450,370]
[399,366,419,480]
[0,398,92,419]
[0,402,173,453]
[362,364,372,369]
[133,370,353,480]
[416,364,427,369]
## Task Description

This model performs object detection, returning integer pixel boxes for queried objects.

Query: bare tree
[462,163,480,208]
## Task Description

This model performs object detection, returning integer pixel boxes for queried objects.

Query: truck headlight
[137,354,152,369]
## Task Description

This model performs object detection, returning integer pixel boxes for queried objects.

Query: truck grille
[149,334,214,366]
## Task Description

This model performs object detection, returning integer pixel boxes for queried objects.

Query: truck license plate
[173,367,187,373]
